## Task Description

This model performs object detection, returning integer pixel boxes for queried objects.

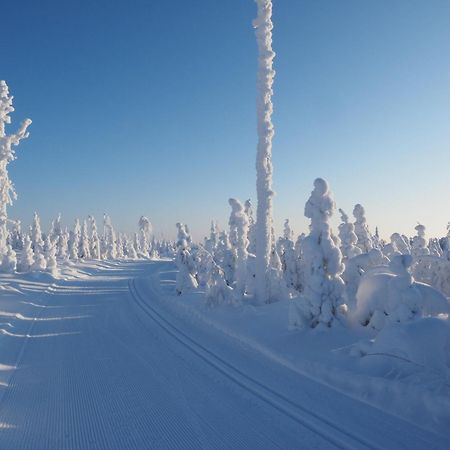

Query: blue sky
[3,0,450,240]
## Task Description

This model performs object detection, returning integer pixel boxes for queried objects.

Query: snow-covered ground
[0,259,448,449]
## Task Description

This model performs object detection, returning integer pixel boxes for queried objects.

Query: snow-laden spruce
[253,0,276,304]
[228,198,249,296]
[338,209,361,259]
[0,81,31,267]
[293,179,345,328]
[353,204,373,253]
[175,223,198,295]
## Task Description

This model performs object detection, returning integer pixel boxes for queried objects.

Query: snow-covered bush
[295,178,345,328]
[353,255,450,331]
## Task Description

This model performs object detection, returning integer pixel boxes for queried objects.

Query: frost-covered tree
[103,214,117,260]
[353,204,373,253]
[138,216,152,257]
[1,243,16,273]
[68,219,81,260]
[10,219,23,250]
[253,0,276,304]
[18,234,34,272]
[338,209,361,259]
[298,179,345,328]
[125,235,138,259]
[58,229,69,260]
[0,81,31,260]
[245,199,257,255]
[79,220,91,259]
[31,212,44,254]
[45,236,58,276]
[390,232,411,255]
[175,223,198,295]
[228,198,249,296]
[89,216,101,259]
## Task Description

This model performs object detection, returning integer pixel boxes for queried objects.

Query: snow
[0,259,447,449]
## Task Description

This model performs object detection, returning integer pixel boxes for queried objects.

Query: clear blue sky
[3,0,450,240]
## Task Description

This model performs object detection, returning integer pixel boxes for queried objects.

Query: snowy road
[0,260,448,449]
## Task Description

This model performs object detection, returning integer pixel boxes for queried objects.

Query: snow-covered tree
[89,216,101,259]
[298,179,345,328]
[338,209,361,259]
[10,219,23,250]
[103,214,117,259]
[138,216,152,257]
[45,236,58,276]
[68,219,81,260]
[353,204,373,253]
[0,81,31,261]
[1,243,16,273]
[18,234,34,272]
[253,0,276,304]
[79,220,91,259]
[175,223,198,295]
[31,212,44,254]
[57,229,69,260]
[228,198,249,296]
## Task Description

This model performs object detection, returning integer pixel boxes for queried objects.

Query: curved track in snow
[0,260,447,449]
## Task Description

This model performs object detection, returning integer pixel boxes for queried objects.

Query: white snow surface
[0,259,447,449]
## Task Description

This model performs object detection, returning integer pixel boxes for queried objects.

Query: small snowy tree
[57,229,69,260]
[79,220,91,259]
[0,81,31,261]
[89,216,101,259]
[298,179,345,328]
[175,224,198,295]
[103,214,117,260]
[353,204,373,253]
[228,198,249,296]
[45,236,58,276]
[31,212,44,254]
[338,209,362,259]
[10,219,23,250]
[18,234,34,272]
[138,216,152,257]
[1,243,16,273]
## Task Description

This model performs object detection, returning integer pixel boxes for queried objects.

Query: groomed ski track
[0,260,447,449]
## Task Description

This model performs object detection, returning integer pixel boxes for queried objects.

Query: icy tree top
[304,178,334,233]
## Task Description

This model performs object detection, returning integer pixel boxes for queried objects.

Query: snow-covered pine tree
[299,178,345,328]
[31,212,44,254]
[254,0,276,304]
[0,81,31,263]
[18,234,34,272]
[228,198,249,296]
[138,216,152,257]
[79,220,91,259]
[338,208,362,259]
[89,216,101,259]
[353,204,373,253]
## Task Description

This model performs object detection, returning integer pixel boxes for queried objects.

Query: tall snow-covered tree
[299,178,345,328]
[253,0,276,304]
[103,214,117,259]
[79,220,91,259]
[0,81,31,262]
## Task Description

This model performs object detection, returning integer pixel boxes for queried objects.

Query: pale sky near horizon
[2,0,450,241]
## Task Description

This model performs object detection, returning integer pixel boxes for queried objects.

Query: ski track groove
[129,277,376,450]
